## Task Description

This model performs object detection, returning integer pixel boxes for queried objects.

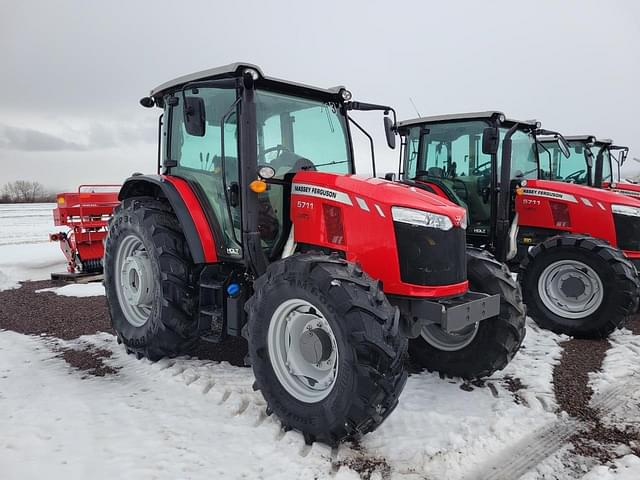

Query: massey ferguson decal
[521,188,578,203]
[292,183,353,206]
[612,187,640,197]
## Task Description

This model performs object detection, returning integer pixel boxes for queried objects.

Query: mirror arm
[347,101,397,128]
[348,115,376,177]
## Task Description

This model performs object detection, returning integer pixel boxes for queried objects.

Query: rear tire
[520,235,639,338]
[408,247,526,379]
[104,197,200,360]
[246,253,407,445]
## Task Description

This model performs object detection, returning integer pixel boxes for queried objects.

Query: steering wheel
[472,161,491,175]
[260,144,290,162]
[564,169,585,182]
[415,169,444,179]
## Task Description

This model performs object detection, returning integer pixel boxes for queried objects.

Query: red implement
[50,185,120,273]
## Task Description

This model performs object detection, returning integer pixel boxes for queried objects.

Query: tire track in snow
[146,350,392,477]
[58,334,393,477]
[467,375,640,480]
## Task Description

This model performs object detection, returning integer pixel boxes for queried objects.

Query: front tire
[246,253,407,445]
[104,197,200,360]
[520,235,639,338]
[408,247,526,379]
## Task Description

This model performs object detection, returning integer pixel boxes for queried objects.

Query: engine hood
[527,179,640,207]
[292,171,467,223]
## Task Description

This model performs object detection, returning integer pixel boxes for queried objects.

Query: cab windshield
[404,120,494,232]
[590,145,613,184]
[542,141,612,185]
[497,127,538,181]
[545,141,592,185]
[404,120,539,234]
[255,90,352,178]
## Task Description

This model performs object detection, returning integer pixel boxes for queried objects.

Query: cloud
[0,121,156,152]
[0,125,87,151]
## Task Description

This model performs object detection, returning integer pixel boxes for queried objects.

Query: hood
[292,171,466,222]
[529,179,640,207]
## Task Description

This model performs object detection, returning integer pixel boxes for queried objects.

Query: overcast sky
[1,0,640,191]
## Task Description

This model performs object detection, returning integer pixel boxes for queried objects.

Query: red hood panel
[293,172,466,220]
[530,180,640,207]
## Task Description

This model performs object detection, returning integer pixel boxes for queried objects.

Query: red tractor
[104,65,526,445]
[50,185,120,275]
[396,112,640,338]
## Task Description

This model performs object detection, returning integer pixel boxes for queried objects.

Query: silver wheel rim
[267,299,339,403]
[114,234,154,327]
[420,322,479,351]
[538,259,604,319]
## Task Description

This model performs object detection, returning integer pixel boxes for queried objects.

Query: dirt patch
[334,442,391,479]
[573,422,640,463]
[625,315,640,336]
[503,376,527,405]
[0,280,112,339]
[0,280,248,366]
[553,337,610,419]
[58,346,119,377]
[553,318,640,463]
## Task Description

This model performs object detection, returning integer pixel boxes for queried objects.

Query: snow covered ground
[0,323,562,480]
[0,203,66,289]
[36,283,106,297]
[1,203,639,479]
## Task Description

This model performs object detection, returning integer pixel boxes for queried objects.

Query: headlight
[459,211,468,230]
[391,206,454,231]
[612,204,640,217]
[257,165,275,179]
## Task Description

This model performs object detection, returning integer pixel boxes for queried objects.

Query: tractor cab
[539,135,638,192]
[538,135,640,198]
[397,111,539,258]
[537,135,611,186]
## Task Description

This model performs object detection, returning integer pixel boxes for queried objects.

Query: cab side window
[167,87,241,255]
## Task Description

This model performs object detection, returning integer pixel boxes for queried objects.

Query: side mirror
[384,172,396,181]
[482,127,499,154]
[585,148,594,168]
[619,149,629,165]
[383,116,396,149]
[557,136,570,158]
[184,97,206,137]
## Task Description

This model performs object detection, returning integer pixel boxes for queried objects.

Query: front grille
[614,213,640,251]
[393,222,467,286]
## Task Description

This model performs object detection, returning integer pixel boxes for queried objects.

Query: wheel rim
[537,259,604,319]
[114,234,154,327]
[420,322,479,351]
[267,299,339,403]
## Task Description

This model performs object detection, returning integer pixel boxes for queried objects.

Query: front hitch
[390,291,501,339]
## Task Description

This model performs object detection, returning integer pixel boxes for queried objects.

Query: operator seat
[262,152,316,258]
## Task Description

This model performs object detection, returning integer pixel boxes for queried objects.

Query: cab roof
[398,111,539,129]
[149,62,346,100]
[538,135,612,146]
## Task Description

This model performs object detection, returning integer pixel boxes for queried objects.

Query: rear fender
[118,175,217,264]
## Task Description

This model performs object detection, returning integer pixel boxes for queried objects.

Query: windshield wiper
[302,160,349,170]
